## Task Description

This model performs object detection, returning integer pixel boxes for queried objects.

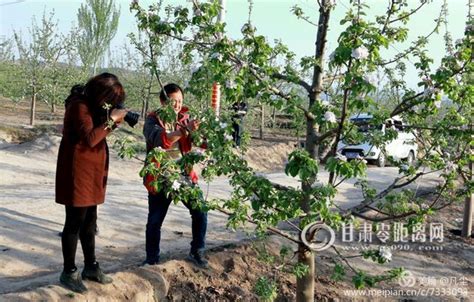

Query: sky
[0,0,470,87]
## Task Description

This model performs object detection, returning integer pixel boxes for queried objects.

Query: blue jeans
[145,190,207,263]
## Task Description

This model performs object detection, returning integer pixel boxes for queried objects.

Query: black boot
[60,268,87,293]
[81,262,113,284]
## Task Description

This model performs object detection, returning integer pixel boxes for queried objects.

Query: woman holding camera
[55,73,128,293]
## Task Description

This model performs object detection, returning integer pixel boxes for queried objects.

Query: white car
[337,114,417,167]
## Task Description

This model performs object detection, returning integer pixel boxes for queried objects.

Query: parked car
[337,114,417,167]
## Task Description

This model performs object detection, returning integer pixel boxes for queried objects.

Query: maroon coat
[55,97,113,207]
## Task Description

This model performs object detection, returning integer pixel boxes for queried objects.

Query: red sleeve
[70,101,111,148]
[160,131,174,149]
[199,141,208,149]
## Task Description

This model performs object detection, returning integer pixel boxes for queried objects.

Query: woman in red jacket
[55,73,127,293]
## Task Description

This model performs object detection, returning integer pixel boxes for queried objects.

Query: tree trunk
[296,2,331,301]
[272,107,276,128]
[296,245,315,302]
[51,84,57,113]
[462,193,473,237]
[260,104,264,139]
[142,76,153,117]
[30,86,37,126]
[141,97,147,118]
[462,129,473,237]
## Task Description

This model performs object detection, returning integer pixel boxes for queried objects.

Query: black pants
[61,205,97,271]
[232,118,243,147]
[146,191,207,263]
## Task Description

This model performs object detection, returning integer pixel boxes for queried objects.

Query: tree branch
[272,72,312,94]
[215,206,302,244]
[388,1,428,25]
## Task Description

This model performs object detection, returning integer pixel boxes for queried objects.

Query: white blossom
[224,134,233,141]
[219,122,228,129]
[270,94,278,101]
[241,23,256,34]
[434,99,442,109]
[400,164,409,172]
[326,0,336,7]
[335,153,347,162]
[209,52,222,61]
[174,5,183,14]
[148,11,156,18]
[444,161,457,174]
[379,246,392,262]
[225,80,237,89]
[191,148,205,155]
[351,45,369,60]
[422,76,433,86]
[171,180,181,191]
[193,7,203,17]
[249,62,259,69]
[363,73,377,86]
[423,87,435,97]
[324,111,337,123]
[238,61,248,69]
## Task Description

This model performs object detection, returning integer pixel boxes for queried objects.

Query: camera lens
[124,111,140,127]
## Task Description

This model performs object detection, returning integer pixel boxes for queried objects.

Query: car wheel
[406,151,415,166]
[377,152,386,168]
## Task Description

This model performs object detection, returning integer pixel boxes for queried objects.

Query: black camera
[124,111,140,128]
[116,103,140,128]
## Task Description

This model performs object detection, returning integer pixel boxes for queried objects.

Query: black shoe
[81,262,113,284]
[60,268,87,293]
[141,259,160,266]
[187,250,209,268]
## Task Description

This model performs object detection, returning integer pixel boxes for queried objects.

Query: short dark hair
[84,72,125,109]
[159,83,183,102]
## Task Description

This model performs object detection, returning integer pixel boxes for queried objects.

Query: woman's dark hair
[160,83,183,102]
[84,72,125,109]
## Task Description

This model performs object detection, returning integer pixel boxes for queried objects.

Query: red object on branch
[211,82,220,117]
